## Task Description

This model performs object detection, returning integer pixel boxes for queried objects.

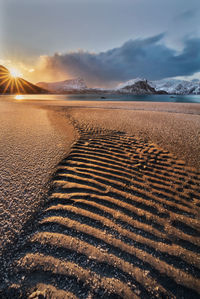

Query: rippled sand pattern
[9,121,200,298]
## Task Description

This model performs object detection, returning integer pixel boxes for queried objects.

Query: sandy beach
[0,99,76,252]
[0,97,200,298]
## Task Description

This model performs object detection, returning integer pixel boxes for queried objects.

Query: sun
[9,68,22,78]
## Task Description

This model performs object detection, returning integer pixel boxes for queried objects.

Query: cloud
[177,9,196,20]
[35,34,200,87]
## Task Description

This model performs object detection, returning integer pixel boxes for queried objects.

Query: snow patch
[150,79,200,94]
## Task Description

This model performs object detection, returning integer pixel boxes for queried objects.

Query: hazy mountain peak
[37,78,87,92]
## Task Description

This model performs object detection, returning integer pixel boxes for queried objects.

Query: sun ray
[21,79,35,92]
[10,78,14,94]
[0,70,9,76]
[3,78,12,94]
[0,77,10,86]
[17,78,26,94]
[0,74,10,80]
[15,78,20,94]
[0,65,41,94]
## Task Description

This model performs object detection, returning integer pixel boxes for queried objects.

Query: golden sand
[1,100,200,298]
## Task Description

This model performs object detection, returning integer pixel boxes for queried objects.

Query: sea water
[1,94,200,103]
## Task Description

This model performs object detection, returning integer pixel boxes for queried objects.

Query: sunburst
[0,66,35,94]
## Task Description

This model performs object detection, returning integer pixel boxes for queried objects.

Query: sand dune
[3,118,200,298]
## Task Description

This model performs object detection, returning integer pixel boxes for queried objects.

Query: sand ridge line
[52,180,200,242]
[18,253,138,299]
[37,216,200,293]
[50,190,200,253]
[44,204,200,268]
[55,168,198,217]
[28,283,78,299]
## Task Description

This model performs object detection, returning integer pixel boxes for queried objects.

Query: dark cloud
[178,9,196,20]
[38,34,200,87]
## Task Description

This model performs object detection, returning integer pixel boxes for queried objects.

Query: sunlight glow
[9,68,22,78]
[15,95,24,100]
[0,65,35,94]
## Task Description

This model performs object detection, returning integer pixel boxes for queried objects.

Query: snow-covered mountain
[115,78,167,94]
[37,77,167,95]
[117,78,200,94]
[150,79,200,95]
[36,76,200,95]
[37,78,87,93]
[116,78,146,90]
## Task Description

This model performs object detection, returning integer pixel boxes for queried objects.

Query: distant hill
[0,65,48,94]
[150,78,200,95]
[37,77,167,95]
[116,78,167,95]
[37,78,87,93]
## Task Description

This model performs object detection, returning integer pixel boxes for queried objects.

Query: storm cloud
[37,34,200,87]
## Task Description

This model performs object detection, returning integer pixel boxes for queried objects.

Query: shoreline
[31,99,200,170]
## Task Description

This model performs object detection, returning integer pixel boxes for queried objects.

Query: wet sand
[0,98,200,298]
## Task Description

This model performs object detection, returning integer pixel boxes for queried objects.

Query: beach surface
[0,97,200,298]
[0,98,76,252]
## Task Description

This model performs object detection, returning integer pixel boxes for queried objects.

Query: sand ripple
[3,121,200,298]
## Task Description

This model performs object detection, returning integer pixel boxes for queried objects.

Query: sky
[1,0,200,87]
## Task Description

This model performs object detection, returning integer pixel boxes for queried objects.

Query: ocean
[1,94,200,103]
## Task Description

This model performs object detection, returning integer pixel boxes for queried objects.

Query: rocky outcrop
[118,80,167,94]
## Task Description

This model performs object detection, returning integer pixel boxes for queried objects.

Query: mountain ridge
[36,77,167,95]
[150,78,200,95]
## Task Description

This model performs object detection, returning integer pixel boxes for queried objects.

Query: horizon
[1,63,200,91]
[1,0,200,88]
